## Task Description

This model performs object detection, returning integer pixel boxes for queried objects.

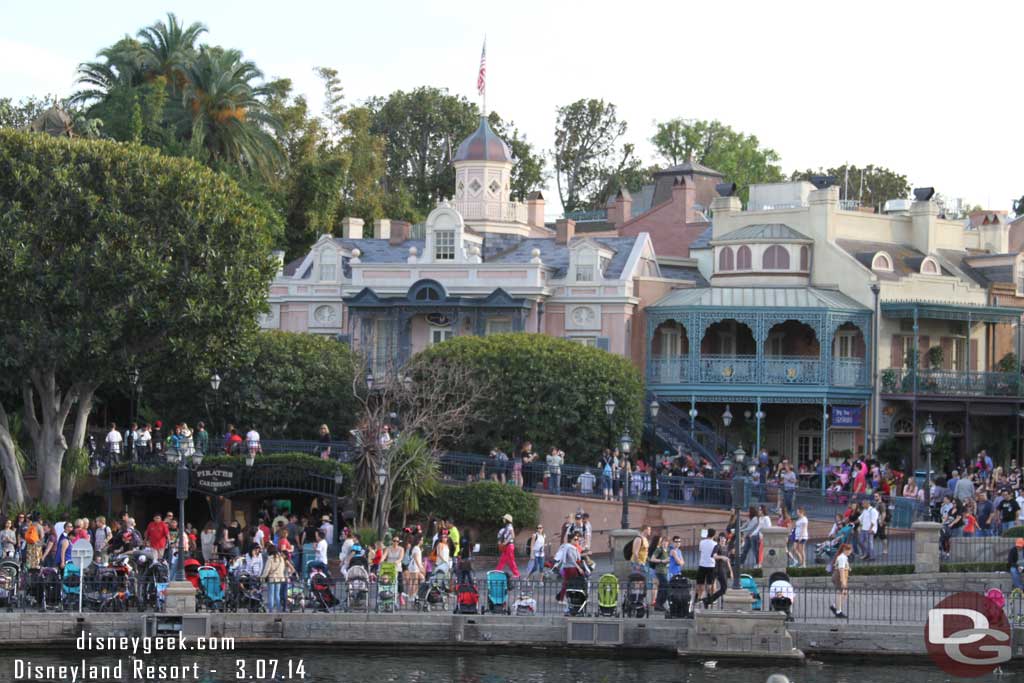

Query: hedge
[941,562,1007,573]
[1003,526,1024,538]
[423,481,539,535]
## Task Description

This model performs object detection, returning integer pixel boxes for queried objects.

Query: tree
[487,112,546,201]
[136,13,206,87]
[553,98,633,213]
[0,131,278,504]
[652,118,785,198]
[416,334,645,463]
[790,164,910,211]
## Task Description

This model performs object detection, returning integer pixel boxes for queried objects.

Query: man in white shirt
[105,423,122,459]
[338,528,355,578]
[695,528,718,607]
[320,515,335,548]
[578,468,596,496]
[135,425,152,460]
[525,525,546,578]
[858,500,879,561]
[314,530,328,565]
[245,427,261,456]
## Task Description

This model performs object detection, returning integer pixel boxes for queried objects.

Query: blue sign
[831,406,862,427]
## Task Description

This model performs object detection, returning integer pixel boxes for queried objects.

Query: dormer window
[434,231,455,261]
[576,248,597,281]
[871,252,893,272]
[763,245,790,270]
[319,250,337,281]
[719,247,735,271]
[920,257,939,275]
[737,246,752,270]
[576,265,594,281]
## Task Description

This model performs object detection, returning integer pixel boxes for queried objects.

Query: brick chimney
[608,188,633,227]
[341,217,364,240]
[526,191,545,228]
[373,219,391,240]
[672,176,697,222]
[555,218,576,245]
[389,220,411,246]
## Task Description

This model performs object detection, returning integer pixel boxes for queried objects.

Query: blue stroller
[62,561,81,611]
[740,573,762,610]
[198,565,226,611]
[485,570,510,614]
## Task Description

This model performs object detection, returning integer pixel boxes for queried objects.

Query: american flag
[477,39,486,97]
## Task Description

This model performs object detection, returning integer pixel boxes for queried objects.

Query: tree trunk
[22,369,84,507]
[0,402,27,507]
[62,387,96,506]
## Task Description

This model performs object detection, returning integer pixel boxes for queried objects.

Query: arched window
[737,245,752,270]
[800,245,810,270]
[921,257,939,274]
[763,245,790,270]
[871,252,893,271]
[718,247,734,271]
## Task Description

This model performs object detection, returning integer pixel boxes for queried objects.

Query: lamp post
[689,406,698,440]
[728,446,747,589]
[210,372,222,438]
[649,400,660,500]
[128,367,140,429]
[376,463,388,540]
[171,447,204,581]
[722,405,733,461]
[333,468,344,550]
[648,399,659,447]
[921,415,937,511]
[755,409,766,453]
[620,429,633,529]
[605,398,616,449]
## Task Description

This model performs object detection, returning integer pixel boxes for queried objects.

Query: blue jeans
[783,489,796,515]
[551,472,560,493]
[266,581,283,612]
[858,530,874,560]
[1012,567,1024,591]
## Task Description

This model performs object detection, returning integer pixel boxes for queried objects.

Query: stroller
[512,589,537,615]
[415,569,450,612]
[376,562,398,613]
[815,524,855,565]
[231,572,266,612]
[346,565,370,611]
[455,581,480,615]
[93,562,133,612]
[183,557,202,589]
[564,575,589,617]
[485,570,510,614]
[768,571,795,621]
[597,573,619,617]
[138,561,170,613]
[665,574,692,619]
[27,567,62,610]
[0,560,20,611]
[307,562,337,612]
[740,573,762,611]
[61,561,82,611]
[622,572,647,618]
[197,565,226,611]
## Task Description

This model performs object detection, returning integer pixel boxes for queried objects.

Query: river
[0,651,1005,683]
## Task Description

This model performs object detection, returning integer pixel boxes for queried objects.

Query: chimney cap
[913,187,936,202]
[527,190,544,200]
[715,182,737,197]
[616,187,632,201]
[809,175,836,190]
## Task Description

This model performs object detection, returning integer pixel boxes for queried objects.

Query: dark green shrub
[940,562,1006,573]
[424,481,539,536]
[1002,526,1024,538]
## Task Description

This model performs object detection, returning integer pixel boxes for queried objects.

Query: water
[0,651,1003,683]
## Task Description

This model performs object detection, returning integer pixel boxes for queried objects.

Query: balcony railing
[881,367,1022,397]
[452,199,528,224]
[649,355,868,388]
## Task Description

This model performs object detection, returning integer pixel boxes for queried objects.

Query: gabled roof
[650,286,867,311]
[714,224,812,243]
[689,226,713,250]
[836,239,954,281]
[653,160,724,178]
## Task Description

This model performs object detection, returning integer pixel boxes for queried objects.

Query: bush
[941,562,1007,573]
[415,334,644,462]
[424,481,539,536]
[1002,526,1024,538]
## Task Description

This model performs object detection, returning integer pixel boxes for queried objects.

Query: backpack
[623,538,635,561]
[24,524,40,545]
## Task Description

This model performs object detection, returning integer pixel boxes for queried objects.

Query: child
[370,540,384,575]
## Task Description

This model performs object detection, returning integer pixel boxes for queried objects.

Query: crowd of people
[95,421,265,462]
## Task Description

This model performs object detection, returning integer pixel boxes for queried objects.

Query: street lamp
[730,445,747,589]
[210,372,222,439]
[648,399,660,446]
[402,375,414,393]
[921,415,937,510]
[171,448,203,581]
[620,429,633,529]
[128,367,140,430]
[605,397,616,451]
[649,400,660,500]
[376,463,389,540]
[689,406,698,439]
[366,372,375,392]
[332,468,344,550]
[754,409,766,454]
[722,405,733,463]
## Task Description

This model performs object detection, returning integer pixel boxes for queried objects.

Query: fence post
[760,527,791,573]
[912,521,942,574]
[609,529,639,581]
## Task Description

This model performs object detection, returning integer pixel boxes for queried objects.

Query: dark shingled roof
[658,264,708,287]
[689,226,713,250]
[283,256,306,277]
[943,250,1017,288]
[653,160,724,178]
[836,239,953,281]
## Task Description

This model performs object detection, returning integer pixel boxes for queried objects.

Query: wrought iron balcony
[881,367,1022,397]
[648,354,868,388]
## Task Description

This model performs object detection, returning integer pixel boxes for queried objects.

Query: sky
[2,0,1022,215]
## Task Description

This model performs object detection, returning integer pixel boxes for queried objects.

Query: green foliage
[554,98,632,213]
[487,112,546,201]
[791,163,910,211]
[926,346,944,369]
[881,369,899,393]
[355,526,379,548]
[390,434,440,522]
[424,481,539,536]
[1002,526,1024,538]
[874,438,906,468]
[416,334,645,462]
[940,562,1006,573]
[997,353,1019,373]
[651,119,784,201]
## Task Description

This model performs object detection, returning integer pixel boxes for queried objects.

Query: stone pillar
[164,581,197,613]
[760,527,791,574]
[609,528,639,581]
[913,521,942,574]
[721,587,756,611]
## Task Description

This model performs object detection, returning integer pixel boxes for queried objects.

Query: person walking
[261,546,287,613]
[738,506,761,567]
[694,528,718,608]
[649,535,670,611]
[830,543,853,618]
[858,499,878,561]
[525,525,547,579]
[495,514,520,578]
[781,463,798,516]
[793,507,809,568]
[702,534,733,608]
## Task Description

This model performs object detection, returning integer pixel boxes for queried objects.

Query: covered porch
[344,280,533,374]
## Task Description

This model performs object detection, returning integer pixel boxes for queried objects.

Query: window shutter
[970,339,979,371]
[940,337,954,370]
[596,337,610,352]
[853,333,865,358]
[918,335,930,368]
[890,336,903,368]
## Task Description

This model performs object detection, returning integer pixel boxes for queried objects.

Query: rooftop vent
[715,182,737,197]
[809,175,836,190]
[913,187,936,202]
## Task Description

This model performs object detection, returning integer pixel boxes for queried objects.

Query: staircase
[649,396,723,469]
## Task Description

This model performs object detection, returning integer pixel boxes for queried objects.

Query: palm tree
[69,38,147,107]
[177,46,284,177]
[136,13,207,89]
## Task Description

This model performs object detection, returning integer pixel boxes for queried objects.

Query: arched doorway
[650,319,690,382]
[832,321,867,386]
[700,320,756,382]
[764,320,820,384]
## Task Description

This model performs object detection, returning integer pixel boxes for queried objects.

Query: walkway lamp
[128,367,140,429]
[210,372,222,437]
[649,400,660,499]
[376,463,389,540]
[605,397,616,450]
[755,409,766,453]
[730,445,747,589]
[172,449,201,581]
[921,415,937,510]
[366,372,375,392]
[689,406,698,439]
[402,375,414,393]
[209,372,221,391]
[722,405,733,461]
[333,468,344,548]
[648,399,660,446]
[620,429,633,529]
